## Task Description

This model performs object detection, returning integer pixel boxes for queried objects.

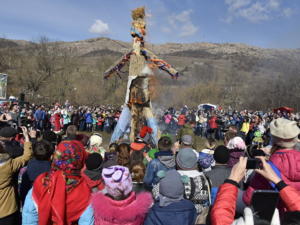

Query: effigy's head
[131,7,145,20]
[131,7,146,39]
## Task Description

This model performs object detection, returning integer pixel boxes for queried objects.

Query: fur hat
[227,137,246,150]
[270,118,300,148]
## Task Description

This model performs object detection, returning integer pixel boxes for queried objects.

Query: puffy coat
[92,192,153,225]
[144,199,197,225]
[243,149,300,207]
[22,189,94,225]
[0,142,32,218]
[211,182,300,225]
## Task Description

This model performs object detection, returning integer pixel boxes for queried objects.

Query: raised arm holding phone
[211,157,300,225]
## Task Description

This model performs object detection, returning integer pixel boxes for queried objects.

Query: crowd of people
[0,100,300,225]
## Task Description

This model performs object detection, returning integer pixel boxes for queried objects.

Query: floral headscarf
[45,140,87,191]
[33,140,89,225]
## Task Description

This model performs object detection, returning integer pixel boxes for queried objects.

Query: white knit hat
[89,134,103,147]
[270,118,300,148]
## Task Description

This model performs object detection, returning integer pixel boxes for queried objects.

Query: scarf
[33,140,90,225]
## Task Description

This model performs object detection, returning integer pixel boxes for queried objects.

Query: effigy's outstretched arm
[103,51,133,79]
[141,48,179,79]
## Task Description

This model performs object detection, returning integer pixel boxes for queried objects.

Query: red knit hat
[139,126,152,138]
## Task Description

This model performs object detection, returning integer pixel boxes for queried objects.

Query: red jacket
[211,183,300,225]
[243,149,300,208]
[178,114,186,126]
[209,116,218,129]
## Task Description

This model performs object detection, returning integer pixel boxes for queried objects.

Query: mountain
[0,37,299,110]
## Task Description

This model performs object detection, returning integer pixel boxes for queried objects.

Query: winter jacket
[144,199,197,225]
[22,189,94,225]
[143,151,175,188]
[205,165,231,188]
[0,142,32,218]
[178,114,186,126]
[81,171,105,192]
[205,165,232,203]
[209,116,218,129]
[243,149,300,207]
[92,191,153,225]
[4,140,24,158]
[85,113,93,124]
[211,182,300,225]
[19,159,51,204]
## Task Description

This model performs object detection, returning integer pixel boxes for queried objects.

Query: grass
[79,130,224,151]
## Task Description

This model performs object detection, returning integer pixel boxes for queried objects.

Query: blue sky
[0,0,299,48]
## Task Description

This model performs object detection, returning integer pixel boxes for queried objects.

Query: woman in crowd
[211,156,300,225]
[19,140,54,205]
[92,165,152,225]
[0,127,32,225]
[226,136,247,167]
[243,118,300,209]
[22,140,93,225]
[86,133,106,158]
[116,143,131,167]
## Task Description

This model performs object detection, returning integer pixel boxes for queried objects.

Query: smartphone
[246,158,262,169]
[251,190,279,222]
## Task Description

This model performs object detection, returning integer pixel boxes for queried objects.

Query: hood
[158,155,175,168]
[92,192,153,223]
[27,159,51,182]
[270,149,300,183]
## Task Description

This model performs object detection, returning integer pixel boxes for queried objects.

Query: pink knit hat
[102,166,132,198]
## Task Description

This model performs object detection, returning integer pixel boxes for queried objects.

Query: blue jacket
[85,113,93,124]
[144,199,197,225]
[34,110,45,121]
[143,152,175,188]
[22,189,94,225]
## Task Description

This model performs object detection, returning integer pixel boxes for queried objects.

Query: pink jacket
[243,149,300,208]
[92,191,153,225]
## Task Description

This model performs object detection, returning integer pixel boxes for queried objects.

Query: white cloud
[163,10,198,37]
[89,19,109,34]
[282,8,293,17]
[224,0,292,23]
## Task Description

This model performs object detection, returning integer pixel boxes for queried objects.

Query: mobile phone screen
[251,190,279,222]
[246,158,262,169]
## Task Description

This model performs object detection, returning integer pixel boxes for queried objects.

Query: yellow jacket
[0,142,32,218]
[240,122,250,134]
